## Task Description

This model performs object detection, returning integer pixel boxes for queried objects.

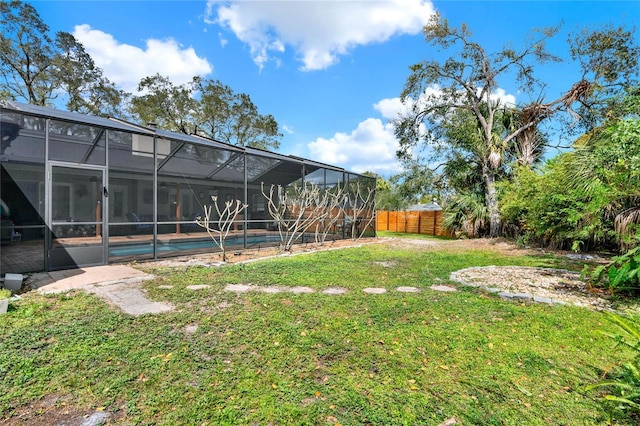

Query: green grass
[1,240,637,424]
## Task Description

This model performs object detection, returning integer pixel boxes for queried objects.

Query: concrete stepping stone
[374,261,397,267]
[363,287,387,294]
[225,284,253,292]
[79,411,110,426]
[184,324,199,335]
[260,286,283,293]
[396,286,420,293]
[289,286,314,294]
[90,283,173,316]
[186,284,210,290]
[430,285,458,292]
[322,287,347,295]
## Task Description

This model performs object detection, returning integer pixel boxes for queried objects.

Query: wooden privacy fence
[376,210,447,236]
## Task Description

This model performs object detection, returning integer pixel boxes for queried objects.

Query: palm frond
[615,207,640,236]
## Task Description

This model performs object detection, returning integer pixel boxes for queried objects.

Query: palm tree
[563,118,640,249]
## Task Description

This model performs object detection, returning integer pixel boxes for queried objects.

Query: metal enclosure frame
[1,101,376,274]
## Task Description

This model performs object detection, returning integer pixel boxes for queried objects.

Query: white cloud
[206,0,435,71]
[487,87,516,107]
[73,24,213,92]
[308,118,400,175]
[282,124,295,135]
[373,97,406,121]
[308,83,518,175]
[383,84,517,121]
[218,32,228,47]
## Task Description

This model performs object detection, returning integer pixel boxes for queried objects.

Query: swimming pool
[109,234,283,257]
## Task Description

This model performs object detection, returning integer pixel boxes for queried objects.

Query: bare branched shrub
[345,182,377,241]
[314,185,348,244]
[261,182,334,251]
[196,196,248,261]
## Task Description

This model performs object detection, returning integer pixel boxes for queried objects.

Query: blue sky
[30,0,638,176]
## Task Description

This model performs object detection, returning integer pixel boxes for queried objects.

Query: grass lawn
[1,236,638,424]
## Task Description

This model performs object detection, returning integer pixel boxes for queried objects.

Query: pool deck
[28,264,154,294]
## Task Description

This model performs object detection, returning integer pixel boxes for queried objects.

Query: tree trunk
[517,127,537,167]
[483,168,502,238]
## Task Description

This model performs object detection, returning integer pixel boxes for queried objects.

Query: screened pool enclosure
[0,101,375,274]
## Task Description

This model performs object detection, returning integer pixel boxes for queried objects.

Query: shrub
[585,312,640,422]
[587,243,640,294]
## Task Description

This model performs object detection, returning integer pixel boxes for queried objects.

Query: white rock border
[450,265,610,309]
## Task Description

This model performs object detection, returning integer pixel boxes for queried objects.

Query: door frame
[46,161,108,270]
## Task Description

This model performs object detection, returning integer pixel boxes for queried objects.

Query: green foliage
[129,75,282,150]
[443,192,489,238]
[361,172,406,211]
[568,24,640,130]
[1,1,281,144]
[0,288,11,299]
[588,243,640,294]
[499,116,640,252]
[394,14,563,237]
[0,0,125,116]
[395,14,638,240]
[364,165,438,211]
[585,312,640,421]
[499,162,608,250]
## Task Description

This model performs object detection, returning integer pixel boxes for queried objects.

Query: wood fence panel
[388,211,399,232]
[401,212,409,233]
[435,211,449,236]
[417,211,433,235]
[376,210,446,236]
[405,211,420,234]
[376,211,388,231]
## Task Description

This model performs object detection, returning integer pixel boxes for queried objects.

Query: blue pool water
[109,234,283,257]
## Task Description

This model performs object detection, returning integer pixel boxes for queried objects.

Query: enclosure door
[49,164,106,270]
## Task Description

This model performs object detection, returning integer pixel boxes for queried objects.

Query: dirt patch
[3,394,122,426]
[374,260,397,267]
[143,238,380,268]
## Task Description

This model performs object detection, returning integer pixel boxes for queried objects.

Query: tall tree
[129,75,282,150]
[565,23,640,131]
[54,32,127,117]
[0,0,125,116]
[395,13,561,237]
[129,74,197,133]
[194,77,281,150]
[395,13,638,237]
[0,0,56,104]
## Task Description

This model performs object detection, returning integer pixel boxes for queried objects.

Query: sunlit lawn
[1,237,636,424]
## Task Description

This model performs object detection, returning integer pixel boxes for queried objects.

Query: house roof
[406,202,442,211]
[1,101,374,186]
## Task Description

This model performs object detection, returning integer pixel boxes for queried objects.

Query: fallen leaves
[150,353,173,363]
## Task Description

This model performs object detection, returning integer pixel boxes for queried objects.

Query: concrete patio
[26,265,172,316]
